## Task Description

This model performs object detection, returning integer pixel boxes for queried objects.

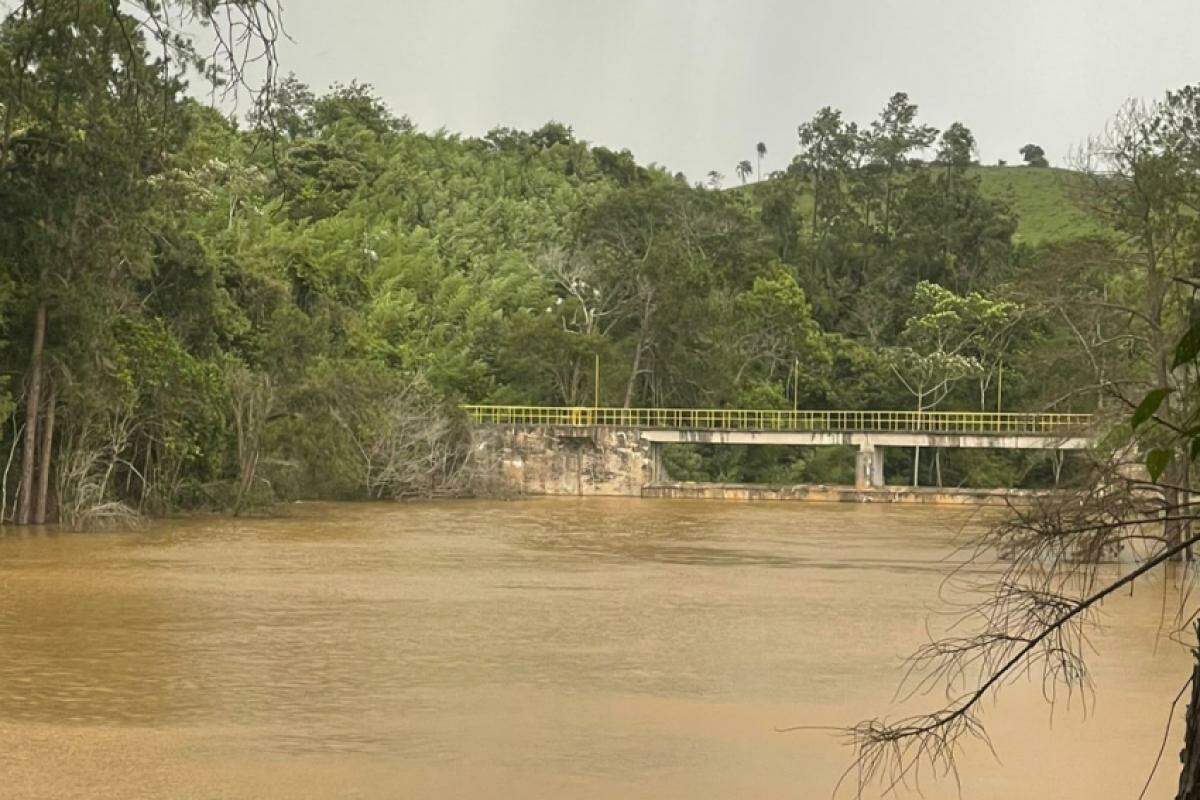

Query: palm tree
[706,170,724,190]
[736,160,753,184]
[756,141,767,180]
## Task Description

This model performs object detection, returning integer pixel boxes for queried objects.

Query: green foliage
[1173,319,1200,368]
[1019,143,1049,167]
[1132,388,1171,430]
[781,96,1022,335]
[3,15,1195,515]
[1134,312,1200,481]
[661,443,855,485]
[937,123,976,167]
[1146,448,1172,481]
[885,282,1020,413]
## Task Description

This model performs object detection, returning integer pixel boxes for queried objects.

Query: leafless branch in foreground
[834,457,1200,798]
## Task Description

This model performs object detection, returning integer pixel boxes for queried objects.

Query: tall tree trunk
[1177,622,1200,800]
[16,300,47,525]
[1,416,22,524]
[34,380,56,524]
[882,170,894,240]
[810,170,821,279]
[623,293,653,409]
[623,339,644,410]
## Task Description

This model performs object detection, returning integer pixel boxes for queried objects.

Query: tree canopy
[0,4,1192,515]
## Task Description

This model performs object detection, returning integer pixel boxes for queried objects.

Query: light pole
[793,358,799,413]
[996,361,1003,414]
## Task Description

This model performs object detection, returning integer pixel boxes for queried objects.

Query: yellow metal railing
[460,405,1094,435]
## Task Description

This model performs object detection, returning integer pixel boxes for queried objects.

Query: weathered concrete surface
[478,425,658,496]
[854,443,885,491]
[642,482,1042,506]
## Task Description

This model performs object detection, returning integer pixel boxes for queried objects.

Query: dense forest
[1,3,1197,524]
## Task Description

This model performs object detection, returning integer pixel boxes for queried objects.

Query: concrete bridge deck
[463,406,1096,493]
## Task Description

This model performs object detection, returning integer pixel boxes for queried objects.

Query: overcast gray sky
[275,0,1200,181]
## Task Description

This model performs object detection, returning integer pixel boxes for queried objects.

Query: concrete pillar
[856,439,886,490]
[643,438,665,485]
[855,445,875,491]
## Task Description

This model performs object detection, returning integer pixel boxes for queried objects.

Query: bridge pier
[649,441,665,484]
[855,442,885,490]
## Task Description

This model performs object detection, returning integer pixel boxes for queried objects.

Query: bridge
[463,406,1095,494]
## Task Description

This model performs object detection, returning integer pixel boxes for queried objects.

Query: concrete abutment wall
[478,425,659,496]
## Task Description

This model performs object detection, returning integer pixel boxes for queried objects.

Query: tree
[736,159,753,184]
[727,266,829,393]
[311,80,412,137]
[518,247,632,405]
[756,174,803,262]
[889,163,1018,294]
[530,120,574,149]
[846,87,1200,798]
[937,122,976,167]
[796,106,862,318]
[0,0,280,525]
[868,92,939,238]
[576,182,771,408]
[756,141,767,179]
[1,3,178,524]
[706,170,724,190]
[248,72,315,139]
[1020,142,1049,167]
[791,94,965,334]
[886,282,1019,485]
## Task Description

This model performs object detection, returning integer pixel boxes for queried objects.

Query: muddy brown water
[0,499,1191,798]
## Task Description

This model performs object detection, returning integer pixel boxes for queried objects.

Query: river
[0,499,1190,798]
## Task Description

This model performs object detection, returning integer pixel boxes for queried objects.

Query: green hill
[970,165,1109,246]
[739,164,1109,248]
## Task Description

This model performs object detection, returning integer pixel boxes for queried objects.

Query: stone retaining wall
[477,425,657,496]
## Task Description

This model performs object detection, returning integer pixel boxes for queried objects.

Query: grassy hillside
[738,164,1109,248]
[970,165,1110,246]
